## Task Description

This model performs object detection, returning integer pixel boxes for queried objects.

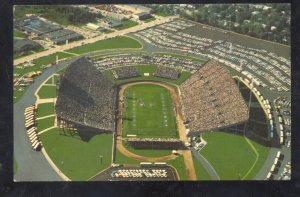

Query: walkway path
[14,59,78,181]
[191,147,220,180]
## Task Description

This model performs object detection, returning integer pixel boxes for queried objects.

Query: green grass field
[37,116,55,132]
[166,155,187,180]
[144,17,156,23]
[122,84,178,138]
[14,29,27,38]
[192,155,211,180]
[66,36,142,55]
[200,131,270,180]
[116,20,139,30]
[37,103,55,117]
[37,85,56,99]
[102,65,192,85]
[40,128,113,180]
[14,158,18,175]
[115,148,140,165]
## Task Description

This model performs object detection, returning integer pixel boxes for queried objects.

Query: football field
[122,84,178,138]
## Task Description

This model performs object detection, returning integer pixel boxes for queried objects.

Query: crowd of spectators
[154,66,180,80]
[56,57,117,132]
[112,67,140,79]
[93,54,203,72]
[134,19,290,92]
[126,137,183,149]
[180,60,249,132]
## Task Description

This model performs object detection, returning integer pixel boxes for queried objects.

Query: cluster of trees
[15,5,101,25]
[147,4,290,45]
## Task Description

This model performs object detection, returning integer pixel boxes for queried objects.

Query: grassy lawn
[123,142,172,157]
[66,36,142,55]
[102,65,192,85]
[14,29,27,38]
[243,140,271,179]
[45,74,59,85]
[14,85,30,103]
[37,85,56,99]
[14,52,74,76]
[37,116,55,132]
[166,155,187,180]
[122,84,178,138]
[116,20,139,30]
[91,52,146,60]
[115,148,140,165]
[14,158,18,175]
[40,128,113,180]
[200,131,270,180]
[192,155,211,180]
[37,103,55,117]
[33,52,75,67]
[144,17,156,23]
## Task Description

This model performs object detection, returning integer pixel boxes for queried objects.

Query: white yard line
[36,114,56,120]
[38,126,56,135]
[60,51,78,56]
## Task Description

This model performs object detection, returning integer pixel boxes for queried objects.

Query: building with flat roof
[132,12,153,21]
[14,16,62,36]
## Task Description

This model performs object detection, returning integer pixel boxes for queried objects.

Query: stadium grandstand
[112,67,140,79]
[154,67,180,80]
[180,60,249,133]
[126,138,184,149]
[56,57,117,132]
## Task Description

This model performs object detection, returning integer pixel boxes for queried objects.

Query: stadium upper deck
[180,60,249,132]
[56,57,117,132]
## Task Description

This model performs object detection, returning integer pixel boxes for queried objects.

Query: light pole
[100,155,103,165]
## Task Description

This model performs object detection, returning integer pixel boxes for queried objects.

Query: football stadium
[14,12,291,181]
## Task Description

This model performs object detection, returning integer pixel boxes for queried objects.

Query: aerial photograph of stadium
[13,4,291,181]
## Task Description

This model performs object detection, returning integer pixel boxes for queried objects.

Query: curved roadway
[14,30,287,181]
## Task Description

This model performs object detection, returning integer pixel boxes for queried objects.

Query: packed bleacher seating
[126,137,183,149]
[112,67,140,79]
[56,57,117,131]
[180,60,249,132]
[24,105,42,151]
[154,67,180,80]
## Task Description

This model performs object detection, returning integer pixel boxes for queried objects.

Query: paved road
[14,57,80,181]
[14,25,290,181]
[14,16,179,65]
[191,147,220,180]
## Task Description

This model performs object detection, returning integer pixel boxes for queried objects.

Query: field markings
[242,137,259,180]
[36,114,56,120]
[39,126,57,135]
[60,51,78,56]
[43,84,56,87]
